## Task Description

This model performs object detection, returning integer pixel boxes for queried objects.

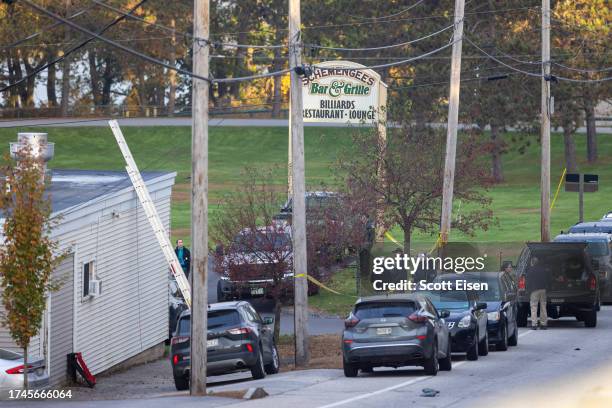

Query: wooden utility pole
[439,0,465,243]
[540,0,551,242]
[190,0,209,396]
[288,0,309,366]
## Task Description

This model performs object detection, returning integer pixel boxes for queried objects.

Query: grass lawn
[308,265,360,317]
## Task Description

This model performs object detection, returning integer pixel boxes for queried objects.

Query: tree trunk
[271,24,284,118]
[402,223,411,256]
[23,345,28,391]
[273,297,282,343]
[584,102,597,163]
[88,51,101,109]
[101,57,113,114]
[563,125,577,173]
[60,0,72,116]
[490,124,504,183]
[167,19,177,117]
[46,53,58,107]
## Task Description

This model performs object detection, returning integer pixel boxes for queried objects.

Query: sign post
[565,173,599,223]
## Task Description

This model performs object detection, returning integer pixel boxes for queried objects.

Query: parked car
[342,294,452,377]
[0,348,49,398]
[170,301,279,390]
[554,233,612,303]
[216,225,294,301]
[420,282,489,360]
[448,272,519,350]
[601,211,612,221]
[516,242,600,327]
[168,278,188,339]
[567,222,612,234]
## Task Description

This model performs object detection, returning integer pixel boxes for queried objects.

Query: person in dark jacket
[175,239,191,279]
[527,256,548,330]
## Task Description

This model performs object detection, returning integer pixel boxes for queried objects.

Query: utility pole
[288,0,309,366]
[540,0,551,242]
[190,0,209,396]
[579,173,584,223]
[439,0,465,244]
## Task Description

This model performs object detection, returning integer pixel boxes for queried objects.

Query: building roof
[47,169,170,214]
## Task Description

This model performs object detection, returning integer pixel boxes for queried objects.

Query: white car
[0,348,49,399]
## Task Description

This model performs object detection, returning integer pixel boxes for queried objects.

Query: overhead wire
[347,0,426,22]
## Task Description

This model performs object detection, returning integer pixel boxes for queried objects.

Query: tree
[338,124,494,255]
[0,147,63,390]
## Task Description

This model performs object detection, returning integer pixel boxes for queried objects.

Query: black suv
[342,294,452,377]
[170,301,279,390]
[516,242,600,327]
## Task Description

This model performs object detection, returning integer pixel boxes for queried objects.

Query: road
[8,306,612,408]
[2,117,611,134]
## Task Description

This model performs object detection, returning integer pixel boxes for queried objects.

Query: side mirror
[476,302,488,310]
[439,309,450,319]
[215,244,224,256]
[263,316,274,325]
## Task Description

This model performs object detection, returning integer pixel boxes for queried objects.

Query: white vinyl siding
[49,254,75,386]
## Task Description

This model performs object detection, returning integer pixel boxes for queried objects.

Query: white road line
[318,330,535,408]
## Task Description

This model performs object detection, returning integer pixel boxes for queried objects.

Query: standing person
[175,239,191,279]
[527,256,548,330]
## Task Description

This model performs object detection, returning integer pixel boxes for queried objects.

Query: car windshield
[233,232,291,252]
[419,290,469,310]
[555,238,609,257]
[177,310,241,336]
[354,302,415,319]
[569,225,612,234]
[0,348,21,361]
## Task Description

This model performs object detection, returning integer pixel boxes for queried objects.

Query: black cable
[0,0,152,93]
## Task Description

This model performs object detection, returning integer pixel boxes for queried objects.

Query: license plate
[376,327,392,335]
[251,287,264,295]
[207,338,219,348]
[550,298,564,304]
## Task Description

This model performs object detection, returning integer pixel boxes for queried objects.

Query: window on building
[83,260,95,297]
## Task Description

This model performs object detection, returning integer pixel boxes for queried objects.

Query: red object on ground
[75,352,96,387]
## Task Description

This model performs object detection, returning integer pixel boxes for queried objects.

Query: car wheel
[478,330,489,356]
[250,348,267,380]
[584,310,597,328]
[439,340,452,371]
[517,306,528,327]
[423,342,439,376]
[466,332,479,361]
[174,375,189,391]
[497,322,508,351]
[343,360,359,377]
[264,344,280,374]
[508,323,518,347]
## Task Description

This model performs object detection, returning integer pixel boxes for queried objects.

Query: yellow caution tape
[294,273,357,297]
[550,167,567,211]
[385,231,404,249]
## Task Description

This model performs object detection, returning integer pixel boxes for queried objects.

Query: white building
[0,133,176,386]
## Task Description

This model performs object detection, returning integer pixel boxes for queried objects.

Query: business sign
[301,61,387,124]
[565,173,599,192]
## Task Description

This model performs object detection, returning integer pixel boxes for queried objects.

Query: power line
[347,0,426,22]
[305,23,453,52]
[552,62,612,73]
[0,0,152,94]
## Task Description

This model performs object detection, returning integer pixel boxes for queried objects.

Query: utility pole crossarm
[108,120,192,308]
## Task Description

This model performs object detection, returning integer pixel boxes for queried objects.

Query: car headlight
[457,315,472,328]
[487,311,500,321]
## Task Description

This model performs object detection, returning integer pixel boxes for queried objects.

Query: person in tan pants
[527,257,548,330]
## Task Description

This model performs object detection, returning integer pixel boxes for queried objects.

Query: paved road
[9,306,612,408]
[2,117,611,133]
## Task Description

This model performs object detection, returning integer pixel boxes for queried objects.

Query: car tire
[497,322,508,351]
[439,341,452,371]
[478,330,489,356]
[423,342,439,376]
[517,306,528,327]
[264,344,280,375]
[343,360,359,377]
[250,348,267,380]
[174,375,189,391]
[508,323,518,347]
[584,310,597,328]
[466,333,479,361]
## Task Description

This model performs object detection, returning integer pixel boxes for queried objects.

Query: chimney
[9,133,55,177]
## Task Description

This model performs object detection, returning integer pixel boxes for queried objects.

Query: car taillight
[416,335,427,340]
[172,354,181,365]
[245,343,254,353]
[170,336,189,345]
[587,274,597,291]
[408,313,428,323]
[518,275,526,290]
[228,327,251,335]
[5,364,31,374]
[344,316,360,329]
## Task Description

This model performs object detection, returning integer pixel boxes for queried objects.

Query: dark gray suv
[170,301,279,390]
[342,294,452,377]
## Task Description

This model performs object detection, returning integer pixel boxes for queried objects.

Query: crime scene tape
[295,273,358,297]
[550,167,567,211]
[384,231,443,255]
